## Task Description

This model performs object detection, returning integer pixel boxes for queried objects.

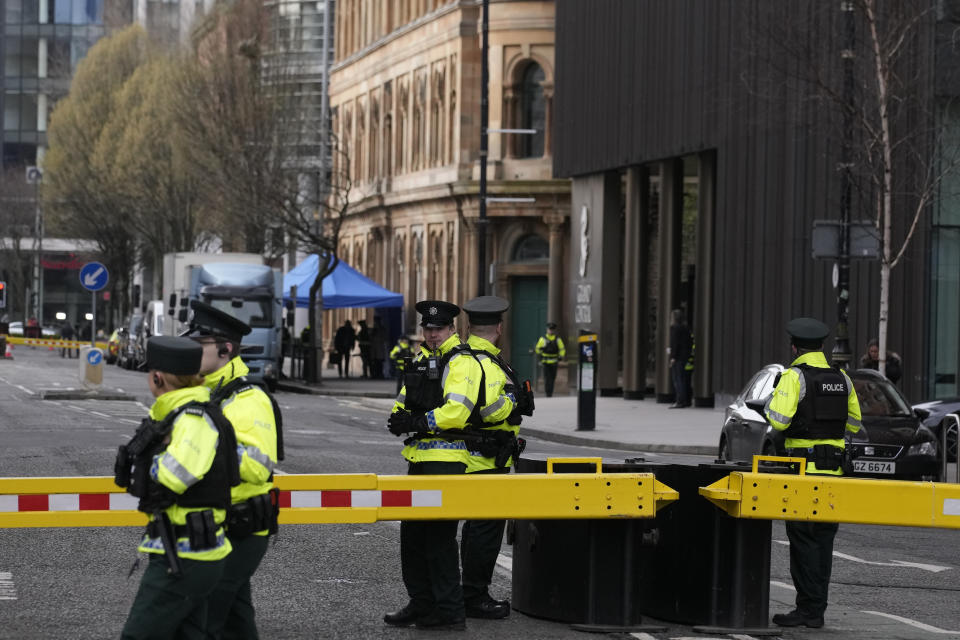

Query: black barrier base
[511,457,772,629]
[570,623,668,634]
[694,626,782,637]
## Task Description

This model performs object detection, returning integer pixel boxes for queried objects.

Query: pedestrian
[334,319,356,378]
[279,324,291,379]
[383,299,482,631]
[765,317,862,629]
[459,296,534,620]
[183,300,281,639]
[116,336,238,639]
[357,319,371,378]
[859,338,902,385]
[59,321,76,358]
[389,335,413,395]
[370,317,387,379]
[534,322,565,397]
[668,309,693,408]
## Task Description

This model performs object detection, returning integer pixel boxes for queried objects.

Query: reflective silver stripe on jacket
[789,367,806,401]
[444,392,475,412]
[238,444,272,467]
[159,452,201,488]
[847,416,862,429]
[480,394,506,419]
[441,351,465,387]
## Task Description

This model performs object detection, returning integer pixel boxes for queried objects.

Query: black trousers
[785,519,840,617]
[460,467,510,603]
[205,533,270,640]
[671,361,692,405]
[400,461,466,618]
[542,363,558,397]
[121,553,225,640]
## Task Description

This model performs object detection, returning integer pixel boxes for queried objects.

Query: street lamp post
[477,0,490,297]
[832,1,855,369]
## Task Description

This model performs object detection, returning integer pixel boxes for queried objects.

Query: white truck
[162,252,282,389]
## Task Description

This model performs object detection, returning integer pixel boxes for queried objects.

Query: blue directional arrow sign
[79,262,109,292]
[87,349,103,366]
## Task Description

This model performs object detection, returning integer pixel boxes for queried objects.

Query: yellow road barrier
[4,336,108,349]
[699,455,960,529]
[0,460,679,528]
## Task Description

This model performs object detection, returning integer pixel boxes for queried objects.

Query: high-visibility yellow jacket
[464,334,519,473]
[535,334,565,365]
[138,385,232,561]
[394,333,482,464]
[204,357,277,536]
[389,341,412,372]
[764,351,862,476]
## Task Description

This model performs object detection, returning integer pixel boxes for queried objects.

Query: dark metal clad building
[553,0,957,404]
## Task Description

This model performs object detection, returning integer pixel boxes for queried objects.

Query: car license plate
[853,460,895,474]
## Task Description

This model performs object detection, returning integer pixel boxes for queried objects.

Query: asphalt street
[0,347,958,639]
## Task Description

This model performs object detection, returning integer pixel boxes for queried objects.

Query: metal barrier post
[942,415,959,484]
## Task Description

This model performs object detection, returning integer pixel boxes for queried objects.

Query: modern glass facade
[1,0,112,167]
[930,100,960,398]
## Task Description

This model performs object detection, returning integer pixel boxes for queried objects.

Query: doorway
[510,276,548,384]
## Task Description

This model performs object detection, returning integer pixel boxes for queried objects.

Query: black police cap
[546,322,557,330]
[146,336,202,375]
[786,317,830,348]
[462,296,510,326]
[182,299,252,343]
[415,300,460,328]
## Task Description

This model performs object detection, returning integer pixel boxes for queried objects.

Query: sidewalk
[276,376,724,456]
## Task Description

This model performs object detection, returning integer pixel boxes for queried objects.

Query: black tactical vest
[783,364,849,440]
[540,337,559,356]
[403,344,486,426]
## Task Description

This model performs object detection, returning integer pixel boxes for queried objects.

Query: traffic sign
[86,349,102,366]
[79,262,109,292]
[25,166,42,184]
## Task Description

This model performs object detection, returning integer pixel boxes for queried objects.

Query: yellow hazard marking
[699,455,960,529]
[3,336,108,349]
[577,334,598,343]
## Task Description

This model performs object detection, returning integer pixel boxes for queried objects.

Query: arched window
[519,63,546,158]
[512,234,549,262]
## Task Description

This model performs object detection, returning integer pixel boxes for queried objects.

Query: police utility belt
[226,489,281,538]
[147,510,221,551]
[786,445,844,471]
[405,428,526,469]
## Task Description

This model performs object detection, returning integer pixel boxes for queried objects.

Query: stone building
[327,0,570,384]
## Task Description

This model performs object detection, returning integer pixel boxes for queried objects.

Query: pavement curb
[275,381,396,399]
[38,389,136,401]
[519,425,717,456]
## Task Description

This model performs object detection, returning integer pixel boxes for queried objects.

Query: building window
[519,63,545,158]
[512,234,549,262]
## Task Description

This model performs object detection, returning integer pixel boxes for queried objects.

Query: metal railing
[941,414,959,484]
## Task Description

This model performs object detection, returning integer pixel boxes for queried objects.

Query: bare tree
[744,0,959,376]
[0,168,40,320]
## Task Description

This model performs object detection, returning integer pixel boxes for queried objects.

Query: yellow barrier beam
[4,336,108,349]
[0,464,679,528]
[699,456,960,529]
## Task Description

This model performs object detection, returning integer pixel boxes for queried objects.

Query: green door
[510,276,548,384]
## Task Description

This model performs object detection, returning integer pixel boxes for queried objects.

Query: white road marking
[89,411,111,418]
[352,531,370,536]
[629,634,658,640]
[0,571,17,601]
[15,385,33,395]
[774,540,951,573]
[863,610,960,634]
[770,580,795,591]
[495,553,512,574]
[730,635,761,640]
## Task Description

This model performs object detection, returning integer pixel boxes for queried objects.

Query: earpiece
[217,345,230,358]
[152,374,162,387]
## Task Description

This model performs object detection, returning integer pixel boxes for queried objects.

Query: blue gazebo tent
[282,254,403,309]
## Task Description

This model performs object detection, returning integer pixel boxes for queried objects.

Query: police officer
[182,300,280,640]
[534,322,565,397]
[764,317,862,629]
[389,335,413,394]
[383,300,483,631]
[119,336,237,639]
[460,296,532,619]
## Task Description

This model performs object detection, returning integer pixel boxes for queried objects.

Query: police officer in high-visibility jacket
[534,322,565,397]
[183,300,280,640]
[119,336,237,640]
[389,335,413,394]
[384,300,482,631]
[764,317,861,630]
[459,296,532,619]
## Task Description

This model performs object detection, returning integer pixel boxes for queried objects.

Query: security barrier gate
[0,457,679,528]
[699,455,960,528]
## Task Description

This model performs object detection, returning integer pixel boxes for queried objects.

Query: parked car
[912,397,960,463]
[105,329,123,364]
[4,321,55,338]
[117,313,143,370]
[718,365,940,480]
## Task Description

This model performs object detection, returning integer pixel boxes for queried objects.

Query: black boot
[465,596,510,619]
[383,603,428,627]
[772,609,824,628]
[414,612,466,630]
